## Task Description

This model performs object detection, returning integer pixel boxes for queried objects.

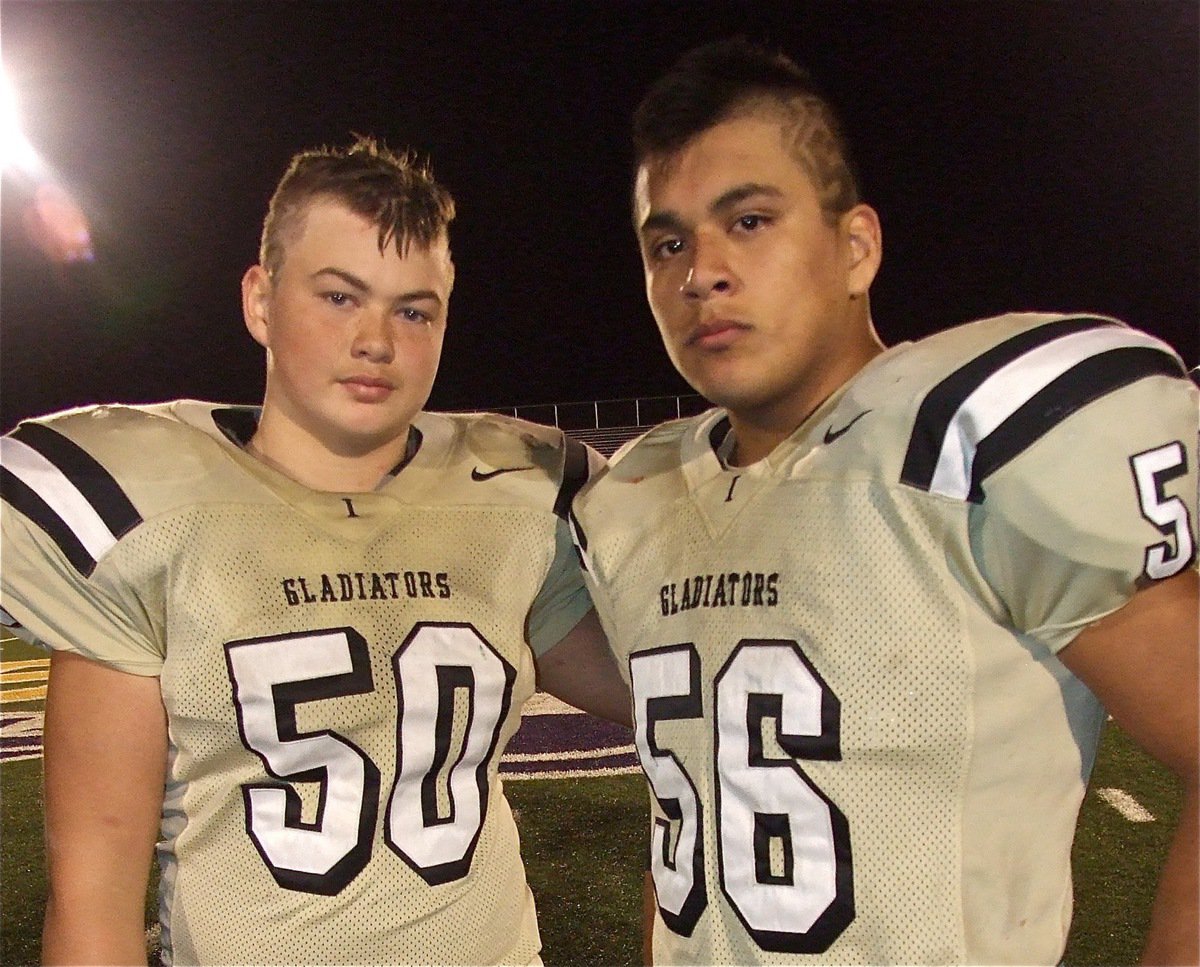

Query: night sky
[2,1,1196,432]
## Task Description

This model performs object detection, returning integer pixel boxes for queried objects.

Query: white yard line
[521,692,587,715]
[505,764,643,781]
[503,745,635,763]
[1097,787,1155,823]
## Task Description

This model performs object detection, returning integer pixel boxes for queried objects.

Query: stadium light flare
[3,61,95,263]
[1,65,43,176]
[25,183,95,264]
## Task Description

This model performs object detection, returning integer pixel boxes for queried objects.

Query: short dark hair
[259,136,456,276]
[632,38,860,218]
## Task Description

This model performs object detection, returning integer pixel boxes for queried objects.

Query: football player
[1,138,630,965]
[570,39,1198,965]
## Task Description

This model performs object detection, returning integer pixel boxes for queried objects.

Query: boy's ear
[241,265,271,348]
[844,203,882,297]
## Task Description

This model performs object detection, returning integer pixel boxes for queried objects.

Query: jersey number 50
[224,622,513,895]
[632,639,854,954]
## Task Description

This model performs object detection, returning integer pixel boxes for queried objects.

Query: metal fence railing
[475,394,710,455]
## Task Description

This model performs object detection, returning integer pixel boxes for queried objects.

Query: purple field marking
[0,702,639,780]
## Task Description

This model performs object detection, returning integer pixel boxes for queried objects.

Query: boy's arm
[1058,570,1198,966]
[536,608,632,728]
[42,649,167,965]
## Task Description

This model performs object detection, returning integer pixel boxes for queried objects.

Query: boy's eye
[325,292,352,306]
[736,214,766,231]
[652,238,685,260]
[400,307,430,323]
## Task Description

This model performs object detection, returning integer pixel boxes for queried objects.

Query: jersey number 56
[632,639,854,954]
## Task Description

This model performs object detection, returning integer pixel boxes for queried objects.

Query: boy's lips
[340,375,395,402]
[688,318,750,350]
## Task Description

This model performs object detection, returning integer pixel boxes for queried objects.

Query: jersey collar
[212,405,424,483]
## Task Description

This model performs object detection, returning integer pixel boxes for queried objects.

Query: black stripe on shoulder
[567,508,592,575]
[1,465,98,576]
[568,508,589,556]
[902,316,1119,491]
[968,346,1187,501]
[10,423,142,541]
[554,435,591,521]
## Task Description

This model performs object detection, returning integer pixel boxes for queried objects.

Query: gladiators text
[282,570,452,606]
[659,571,779,616]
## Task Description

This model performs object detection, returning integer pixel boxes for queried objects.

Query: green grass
[0,637,49,967]
[510,777,647,966]
[0,632,1181,967]
[0,758,46,967]
[1063,725,1183,966]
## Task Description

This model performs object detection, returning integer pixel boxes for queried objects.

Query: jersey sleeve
[967,366,1197,653]
[525,436,604,657]
[0,424,164,675]
[526,517,595,657]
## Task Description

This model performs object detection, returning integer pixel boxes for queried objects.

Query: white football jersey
[0,401,599,965]
[571,313,1198,964]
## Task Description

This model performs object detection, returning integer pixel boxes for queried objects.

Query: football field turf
[1,631,1180,965]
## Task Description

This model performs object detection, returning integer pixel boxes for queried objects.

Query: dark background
[2,1,1196,431]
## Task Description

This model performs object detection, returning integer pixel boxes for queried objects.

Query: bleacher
[483,394,710,457]
[562,425,648,457]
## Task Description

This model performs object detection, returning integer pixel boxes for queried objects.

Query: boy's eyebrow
[311,268,443,306]
[311,267,370,290]
[639,210,684,237]
[709,182,783,214]
[639,182,783,237]
[395,289,444,306]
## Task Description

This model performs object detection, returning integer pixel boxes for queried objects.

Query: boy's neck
[247,414,414,493]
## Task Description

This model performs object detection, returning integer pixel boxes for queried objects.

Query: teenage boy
[2,138,629,965]
[572,40,1197,965]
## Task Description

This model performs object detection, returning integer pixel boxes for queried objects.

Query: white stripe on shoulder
[0,436,120,561]
[930,326,1167,499]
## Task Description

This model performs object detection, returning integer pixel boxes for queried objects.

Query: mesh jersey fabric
[571,312,1197,964]
[1,401,598,965]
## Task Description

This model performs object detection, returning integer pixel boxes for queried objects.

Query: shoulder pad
[606,414,704,481]
[1,401,252,576]
[416,411,596,519]
[895,313,1187,502]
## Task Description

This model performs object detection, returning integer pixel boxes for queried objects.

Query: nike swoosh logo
[471,465,535,481]
[823,410,872,444]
